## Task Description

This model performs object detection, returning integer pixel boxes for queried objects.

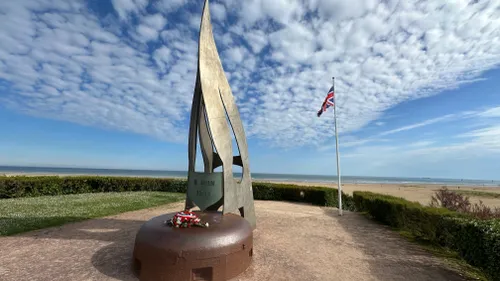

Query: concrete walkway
[0,201,466,281]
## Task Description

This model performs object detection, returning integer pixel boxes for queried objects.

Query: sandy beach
[264,181,500,208]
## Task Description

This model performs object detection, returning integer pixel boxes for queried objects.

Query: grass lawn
[0,192,184,236]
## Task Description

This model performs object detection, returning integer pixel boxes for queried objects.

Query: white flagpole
[332,77,343,216]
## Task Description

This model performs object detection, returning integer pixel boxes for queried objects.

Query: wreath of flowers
[165,210,210,228]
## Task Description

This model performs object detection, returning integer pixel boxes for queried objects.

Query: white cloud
[331,107,500,176]
[334,127,500,179]
[458,125,500,151]
[136,24,159,42]
[111,0,148,20]
[142,14,167,30]
[378,114,456,136]
[153,46,172,72]
[268,22,316,63]
[224,47,247,64]
[1,0,500,149]
[261,0,304,25]
[0,0,198,143]
[211,3,227,21]
[408,140,435,148]
[188,12,202,29]
[479,106,500,118]
[244,30,268,53]
[320,110,477,152]
[155,0,187,13]
[236,0,305,26]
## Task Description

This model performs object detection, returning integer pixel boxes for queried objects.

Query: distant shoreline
[1,172,500,188]
[1,166,499,186]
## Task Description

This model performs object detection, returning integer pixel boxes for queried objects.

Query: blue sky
[1,0,500,179]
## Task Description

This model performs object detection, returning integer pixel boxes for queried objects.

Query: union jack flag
[317,86,335,117]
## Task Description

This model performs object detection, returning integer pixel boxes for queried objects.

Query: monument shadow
[322,209,468,281]
[12,216,146,280]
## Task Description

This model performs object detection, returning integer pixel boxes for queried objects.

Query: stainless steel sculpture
[132,2,255,280]
[185,0,256,229]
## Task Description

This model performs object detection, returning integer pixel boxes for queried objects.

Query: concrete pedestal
[133,211,253,281]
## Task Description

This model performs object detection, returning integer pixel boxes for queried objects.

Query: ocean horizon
[1,165,499,187]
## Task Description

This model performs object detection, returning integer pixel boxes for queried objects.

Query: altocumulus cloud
[0,0,500,147]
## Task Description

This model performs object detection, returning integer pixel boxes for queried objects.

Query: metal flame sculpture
[185,0,256,229]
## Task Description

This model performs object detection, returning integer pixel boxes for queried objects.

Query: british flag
[317,86,335,117]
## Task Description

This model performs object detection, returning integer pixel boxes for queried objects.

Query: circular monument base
[132,211,253,281]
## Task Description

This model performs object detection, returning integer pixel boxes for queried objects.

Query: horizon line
[0,165,499,182]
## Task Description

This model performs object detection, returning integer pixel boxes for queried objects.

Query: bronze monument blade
[186,0,256,229]
[133,2,255,280]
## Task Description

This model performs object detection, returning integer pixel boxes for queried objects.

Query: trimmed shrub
[354,191,500,281]
[0,176,355,210]
[0,176,188,198]
[252,182,355,210]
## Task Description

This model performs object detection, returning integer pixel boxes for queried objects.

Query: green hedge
[353,191,500,281]
[0,176,188,198]
[252,182,355,211]
[0,176,355,210]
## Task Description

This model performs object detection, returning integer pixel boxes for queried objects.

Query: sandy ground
[260,181,500,208]
[0,201,468,281]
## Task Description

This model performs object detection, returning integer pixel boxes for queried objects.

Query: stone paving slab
[0,201,466,281]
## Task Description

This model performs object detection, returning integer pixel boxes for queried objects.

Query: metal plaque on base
[187,171,223,211]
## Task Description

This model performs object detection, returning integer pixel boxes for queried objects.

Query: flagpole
[332,77,343,216]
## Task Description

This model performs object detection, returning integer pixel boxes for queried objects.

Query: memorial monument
[132,0,256,280]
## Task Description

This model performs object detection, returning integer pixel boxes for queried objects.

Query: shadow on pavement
[322,209,468,281]
[12,216,154,281]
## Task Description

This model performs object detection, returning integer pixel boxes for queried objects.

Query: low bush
[469,201,500,220]
[252,182,355,211]
[354,191,500,281]
[430,187,471,213]
[0,176,355,210]
[430,187,500,219]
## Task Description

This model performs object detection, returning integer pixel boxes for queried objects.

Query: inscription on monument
[188,172,223,211]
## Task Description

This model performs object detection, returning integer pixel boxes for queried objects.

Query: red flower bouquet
[165,210,209,228]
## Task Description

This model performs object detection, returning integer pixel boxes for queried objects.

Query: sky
[1,0,500,180]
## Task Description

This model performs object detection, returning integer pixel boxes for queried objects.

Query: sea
[1,166,499,187]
